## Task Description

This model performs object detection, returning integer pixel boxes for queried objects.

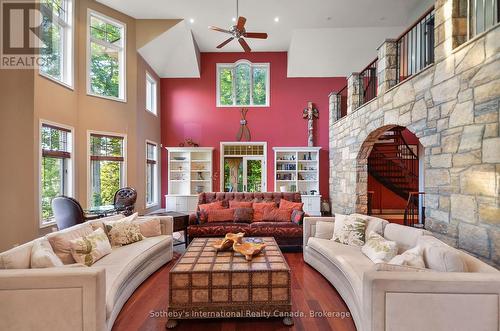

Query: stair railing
[404,191,425,227]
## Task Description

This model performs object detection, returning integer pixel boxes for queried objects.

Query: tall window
[217,60,269,107]
[145,72,157,115]
[39,0,73,86]
[88,11,126,101]
[468,0,499,37]
[40,123,73,224]
[146,142,158,207]
[89,133,125,207]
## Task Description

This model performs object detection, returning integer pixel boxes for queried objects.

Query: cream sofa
[303,214,500,331]
[0,214,174,331]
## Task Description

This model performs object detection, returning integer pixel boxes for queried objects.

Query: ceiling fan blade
[236,16,247,31]
[244,32,268,39]
[239,38,251,52]
[216,37,234,49]
[208,26,232,34]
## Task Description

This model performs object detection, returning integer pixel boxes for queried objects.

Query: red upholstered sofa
[188,192,303,249]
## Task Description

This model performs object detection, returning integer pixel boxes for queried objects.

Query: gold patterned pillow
[69,228,112,266]
[104,213,144,247]
[332,214,367,246]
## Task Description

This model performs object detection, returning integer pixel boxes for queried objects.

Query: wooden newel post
[303,101,319,147]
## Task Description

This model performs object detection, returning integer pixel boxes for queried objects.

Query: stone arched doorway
[356,125,424,225]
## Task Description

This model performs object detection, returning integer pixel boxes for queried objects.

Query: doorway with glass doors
[220,142,267,192]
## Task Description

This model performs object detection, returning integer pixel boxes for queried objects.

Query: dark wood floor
[112,252,356,331]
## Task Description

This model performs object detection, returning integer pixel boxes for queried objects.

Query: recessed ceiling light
[189,18,195,24]
[232,17,236,22]
[274,17,279,23]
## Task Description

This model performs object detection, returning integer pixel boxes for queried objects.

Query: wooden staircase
[368,127,418,200]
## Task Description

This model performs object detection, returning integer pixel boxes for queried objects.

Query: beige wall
[0,0,165,250]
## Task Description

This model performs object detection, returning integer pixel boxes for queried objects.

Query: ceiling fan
[208,0,268,52]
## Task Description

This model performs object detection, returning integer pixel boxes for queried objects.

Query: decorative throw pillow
[314,221,335,239]
[262,207,292,222]
[291,209,305,225]
[135,218,162,237]
[47,223,94,264]
[389,245,426,268]
[104,213,144,247]
[361,231,398,263]
[332,214,367,246]
[207,208,235,222]
[229,201,253,209]
[69,228,112,266]
[279,199,304,211]
[199,200,225,212]
[196,209,209,224]
[374,263,430,272]
[30,239,64,268]
[252,202,277,222]
[234,207,254,223]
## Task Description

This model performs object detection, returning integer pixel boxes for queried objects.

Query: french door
[221,142,267,192]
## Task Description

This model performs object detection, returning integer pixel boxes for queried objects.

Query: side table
[146,210,189,248]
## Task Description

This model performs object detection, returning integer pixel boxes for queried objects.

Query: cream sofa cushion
[30,238,63,268]
[315,221,335,239]
[69,228,112,266]
[389,245,426,268]
[0,241,34,269]
[383,223,428,253]
[307,237,374,303]
[88,214,125,232]
[332,214,366,247]
[418,236,467,272]
[135,218,162,237]
[362,231,398,263]
[92,235,172,317]
[47,223,94,264]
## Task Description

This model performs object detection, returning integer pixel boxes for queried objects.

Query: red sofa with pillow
[188,192,305,249]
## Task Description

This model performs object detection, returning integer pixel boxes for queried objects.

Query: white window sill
[145,109,158,117]
[40,220,57,229]
[87,91,127,103]
[146,202,159,209]
[39,72,74,91]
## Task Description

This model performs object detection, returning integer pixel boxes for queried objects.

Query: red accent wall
[160,52,346,204]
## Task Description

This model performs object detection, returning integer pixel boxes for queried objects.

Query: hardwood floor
[112,252,356,331]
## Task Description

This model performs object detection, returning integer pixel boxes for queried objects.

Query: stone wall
[328,13,500,266]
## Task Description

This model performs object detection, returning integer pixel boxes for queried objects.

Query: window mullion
[249,66,254,105]
[232,67,236,106]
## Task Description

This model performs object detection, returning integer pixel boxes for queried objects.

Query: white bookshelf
[165,147,214,213]
[273,147,321,216]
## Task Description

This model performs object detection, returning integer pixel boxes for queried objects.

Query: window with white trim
[40,123,73,224]
[39,0,74,86]
[217,60,269,107]
[146,142,158,207]
[89,133,125,207]
[145,72,157,115]
[467,0,499,38]
[88,11,126,100]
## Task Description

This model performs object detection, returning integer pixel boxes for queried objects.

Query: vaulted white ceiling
[98,0,433,77]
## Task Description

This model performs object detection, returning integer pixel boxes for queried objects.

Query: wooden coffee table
[166,237,293,328]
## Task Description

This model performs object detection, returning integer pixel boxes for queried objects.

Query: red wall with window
[160,52,346,204]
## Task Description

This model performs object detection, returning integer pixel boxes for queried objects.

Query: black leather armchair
[51,196,100,230]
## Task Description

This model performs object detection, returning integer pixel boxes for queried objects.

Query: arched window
[216,60,269,107]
